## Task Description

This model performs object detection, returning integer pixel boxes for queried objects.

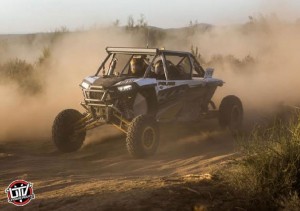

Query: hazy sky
[0,0,299,34]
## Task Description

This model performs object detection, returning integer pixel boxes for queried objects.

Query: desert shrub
[126,14,147,31]
[279,192,300,211]
[191,45,205,65]
[206,54,255,70]
[190,45,256,72]
[223,112,300,209]
[48,26,70,44]
[0,40,8,62]
[0,58,43,95]
[37,46,51,66]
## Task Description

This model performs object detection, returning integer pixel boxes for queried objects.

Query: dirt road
[0,121,238,210]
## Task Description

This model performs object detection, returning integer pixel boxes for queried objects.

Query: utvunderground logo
[5,180,35,206]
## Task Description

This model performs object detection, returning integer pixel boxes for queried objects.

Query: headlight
[81,81,90,89]
[117,84,132,92]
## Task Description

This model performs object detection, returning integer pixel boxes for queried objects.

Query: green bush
[223,113,300,209]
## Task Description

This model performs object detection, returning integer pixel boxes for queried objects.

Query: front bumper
[80,85,129,133]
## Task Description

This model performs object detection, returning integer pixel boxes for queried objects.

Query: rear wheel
[126,115,159,158]
[52,109,86,152]
[219,95,243,133]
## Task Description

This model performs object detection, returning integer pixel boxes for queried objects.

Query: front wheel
[52,109,86,153]
[126,115,159,158]
[219,95,243,134]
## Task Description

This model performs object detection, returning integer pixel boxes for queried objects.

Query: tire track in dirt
[0,121,236,210]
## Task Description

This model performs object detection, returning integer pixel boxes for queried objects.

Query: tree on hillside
[126,15,135,30]
[126,14,148,31]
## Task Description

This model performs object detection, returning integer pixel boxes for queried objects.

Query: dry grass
[222,112,300,209]
[0,58,43,95]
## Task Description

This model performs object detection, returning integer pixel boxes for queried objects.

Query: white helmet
[154,60,164,75]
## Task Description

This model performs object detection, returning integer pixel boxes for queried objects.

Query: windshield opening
[96,53,156,78]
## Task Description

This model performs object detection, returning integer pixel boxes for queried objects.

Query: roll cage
[95,47,205,80]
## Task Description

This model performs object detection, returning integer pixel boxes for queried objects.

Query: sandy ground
[0,121,240,210]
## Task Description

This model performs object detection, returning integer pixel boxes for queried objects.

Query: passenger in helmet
[154,60,166,80]
[165,60,181,80]
[130,56,147,77]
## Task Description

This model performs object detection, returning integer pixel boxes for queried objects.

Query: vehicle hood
[82,76,157,88]
[83,76,132,88]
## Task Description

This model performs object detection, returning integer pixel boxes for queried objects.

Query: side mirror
[204,68,214,78]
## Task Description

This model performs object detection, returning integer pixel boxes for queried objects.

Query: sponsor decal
[5,180,35,206]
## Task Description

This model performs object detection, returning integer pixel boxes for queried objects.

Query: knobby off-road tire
[52,109,86,153]
[126,115,159,158]
[219,95,243,134]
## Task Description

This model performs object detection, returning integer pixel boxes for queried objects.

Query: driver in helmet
[130,56,147,77]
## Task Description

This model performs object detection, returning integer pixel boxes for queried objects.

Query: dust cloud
[0,28,135,141]
[0,15,300,141]
[203,19,300,110]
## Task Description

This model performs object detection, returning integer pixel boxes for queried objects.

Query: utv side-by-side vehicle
[52,47,243,158]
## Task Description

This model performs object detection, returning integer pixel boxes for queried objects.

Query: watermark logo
[5,180,35,206]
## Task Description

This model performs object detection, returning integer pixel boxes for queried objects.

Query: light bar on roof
[106,47,158,54]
